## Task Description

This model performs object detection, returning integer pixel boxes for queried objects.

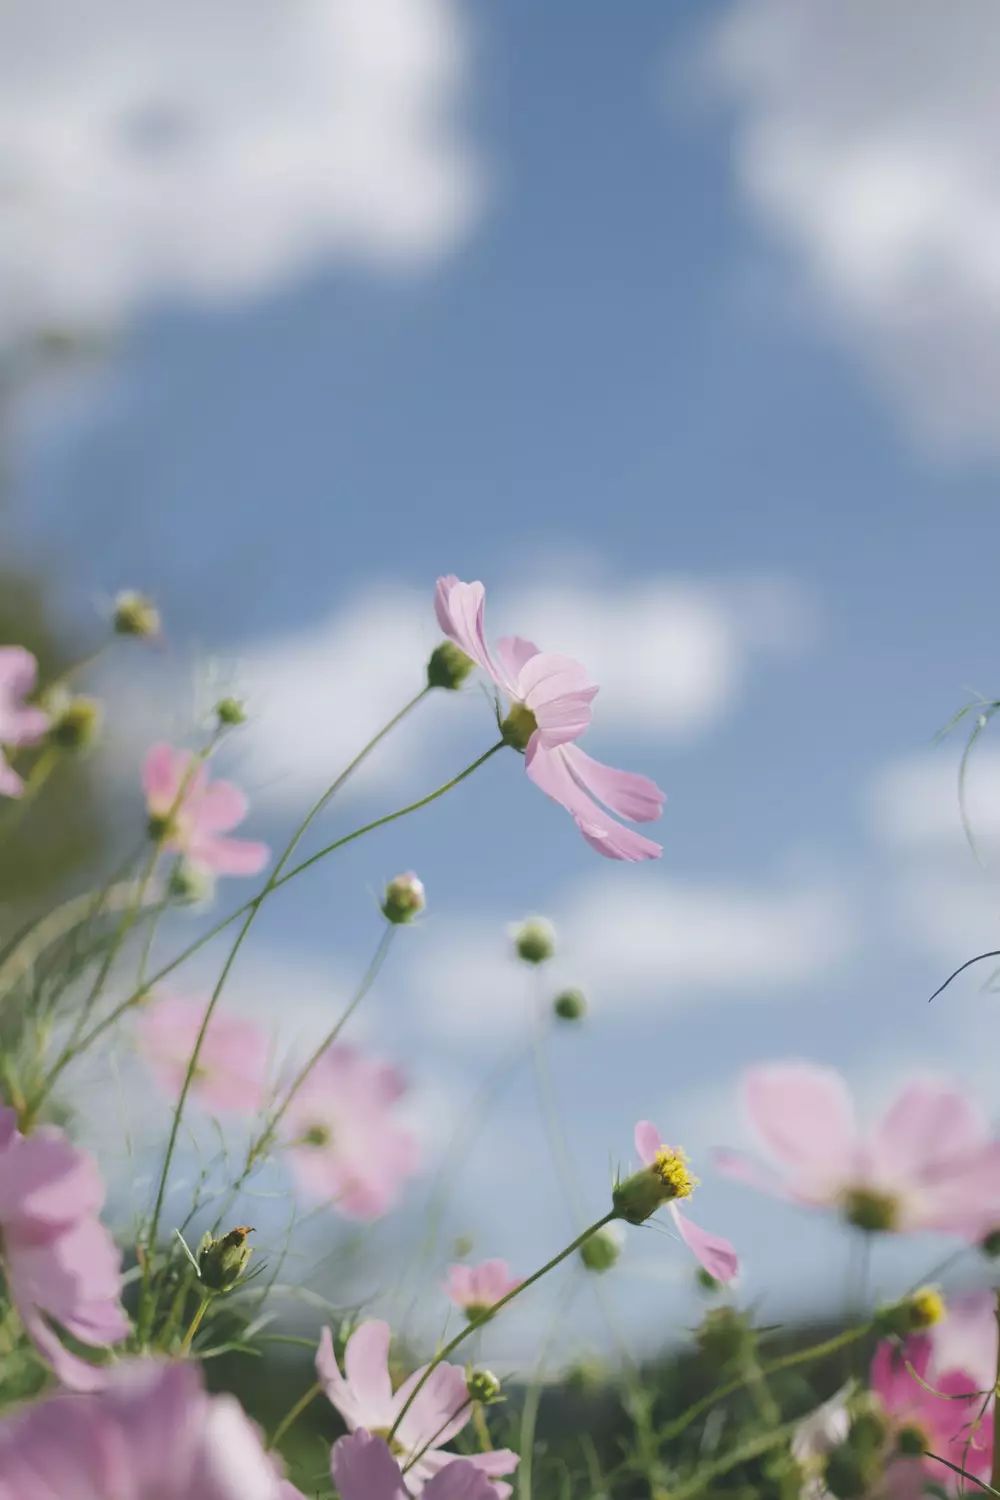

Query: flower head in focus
[434,576,665,861]
[444,1259,522,1320]
[0,1358,303,1499]
[138,993,270,1115]
[318,1321,518,1495]
[717,1064,1000,1241]
[284,1045,420,1220]
[143,743,269,877]
[0,1106,127,1390]
[0,647,48,796]
[613,1120,739,1283]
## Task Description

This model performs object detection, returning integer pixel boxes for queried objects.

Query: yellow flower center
[369,1427,405,1457]
[841,1186,900,1233]
[908,1286,945,1329]
[651,1146,698,1201]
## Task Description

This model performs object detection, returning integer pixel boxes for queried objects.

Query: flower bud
[579,1223,623,1274]
[553,988,586,1022]
[215,696,247,727]
[823,1442,875,1500]
[895,1423,927,1458]
[113,590,161,639]
[873,1286,945,1340]
[168,860,215,905]
[695,1306,753,1365]
[467,1369,502,1405]
[47,695,102,751]
[427,641,475,691]
[381,871,426,925]
[198,1226,254,1291]
[847,1405,888,1456]
[512,917,555,965]
[981,1229,1000,1259]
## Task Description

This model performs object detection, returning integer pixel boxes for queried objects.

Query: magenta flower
[333,1429,497,1500]
[629,1121,739,1282]
[317,1320,518,1496]
[444,1258,522,1318]
[283,1045,420,1220]
[718,1063,1000,1238]
[434,576,664,861]
[0,1106,127,1390]
[0,647,48,797]
[0,1358,304,1499]
[138,993,270,1114]
[143,743,269,877]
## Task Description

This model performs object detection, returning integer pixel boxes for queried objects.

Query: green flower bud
[824,1443,873,1500]
[113,590,161,639]
[215,696,247,727]
[874,1286,945,1340]
[467,1368,502,1405]
[512,917,555,965]
[198,1226,254,1291]
[47,695,102,751]
[848,1406,888,1456]
[381,871,426,924]
[895,1423,928,1458]
[695,1306,754,1366]
[579,1224,623,1274]
[553,988,586,1021]
[427,641,475,691]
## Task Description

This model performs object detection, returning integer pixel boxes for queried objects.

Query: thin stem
[668,1422,799,1500]
[990,1290,1000,1492]
[269,1380,322,1452]
[928,1451,1000,1497]
[387,1211,617,1444]
[402,1399,474,1476]
[928,951,1000,1004]
[180,1294,210,1354]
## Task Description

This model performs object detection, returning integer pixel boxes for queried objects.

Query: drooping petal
[317,1326,365,1428]
[15,1303,111,1392]
[743,1063,857,1184]
[332,1431,408,1500]
[344,1321,395,1423]
[669,1204,739,1283]
[515,653,597,747]
[0,1127,105,1227]
[524,741,662,861]
[561,745,665,823]
[433,577,507,691]
[634,1120,663,1167]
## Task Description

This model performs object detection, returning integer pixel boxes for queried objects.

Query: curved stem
[928,951,1000,1004]
[180,1294,210,1354]
[387,1211,617,1444]
[269,1380,322,1452]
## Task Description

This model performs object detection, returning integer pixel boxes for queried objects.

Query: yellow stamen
[652,1146,698,1201]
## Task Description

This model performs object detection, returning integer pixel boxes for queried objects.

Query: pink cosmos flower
[333,1429,497,1500]
[0,646,48,797]
[0,1105,127,1390]
[434,575,665,861]
[0,1358,304,1500]
[317,1320,518,1496]
[717,1063,1000,1238]
[138,993,270,1114]
[632,1121,740,1282]
[143,743,269,877]
[444,1258,522,1317]
[283,1045,420,1220]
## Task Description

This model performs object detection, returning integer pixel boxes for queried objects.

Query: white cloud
[0,0,482,341]
[705,0,1000,455]
[869,748,1000,853]
[412,870,853,1043]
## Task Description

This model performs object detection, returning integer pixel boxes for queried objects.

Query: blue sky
[6,0,1000,1365]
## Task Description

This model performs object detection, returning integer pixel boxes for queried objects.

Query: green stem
[180,1294,210,1354]
[269,1380,322,1452]
[668,1422,799,1500]
[387,1211,617,1444]
[928,1451,1000,1497]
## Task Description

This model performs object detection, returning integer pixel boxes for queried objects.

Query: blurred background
[4,0,1000,1378]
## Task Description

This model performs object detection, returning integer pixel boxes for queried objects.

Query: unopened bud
[553,988,586,1022]
[113,590,161,640]
[512,917,555,965]
[874,1287,945,1340]
[847,1405,888,1456]
[579,1223,623,1274]
[467,1369,502,1405]
[215,696,247,727]
[382,871,426,925]
[168,860,215,906]
[427,641,475,691]
[198,1226,254,1291]
[695,1306,753,1365]
[47,695,101,751]
[823,1443,873,1500]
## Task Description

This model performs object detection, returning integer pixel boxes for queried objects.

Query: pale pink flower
[444,1258,522,1317]
[632,1121,739,1282]
[333,1429,497,1500]
[0,646,48,797]
[0,1358,304,1500]
[143,743,269,876]
[317,1320,518,1496]
[283,1045,420,1220]
[435,575,664,861]
[718,1063,1000,1239]
[138,993,270,1114]
[0,1105,127,1390]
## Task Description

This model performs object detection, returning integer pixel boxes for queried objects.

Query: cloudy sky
[5,0,1000,1366]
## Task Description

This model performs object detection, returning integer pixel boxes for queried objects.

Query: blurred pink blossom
[283,1045,420,1220]
[317,1320,517,1496]
[0,1358,304,1499]
[143,743,269,876]
[718,1063,1000,1239]
[634,1121,739,1282]
[435,575,664,861]
[0,647,48,797]
[138,993,270,1114]
[444,1258,522,1316]
[0,1106,127,1390]
[333,1429,497,1500]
